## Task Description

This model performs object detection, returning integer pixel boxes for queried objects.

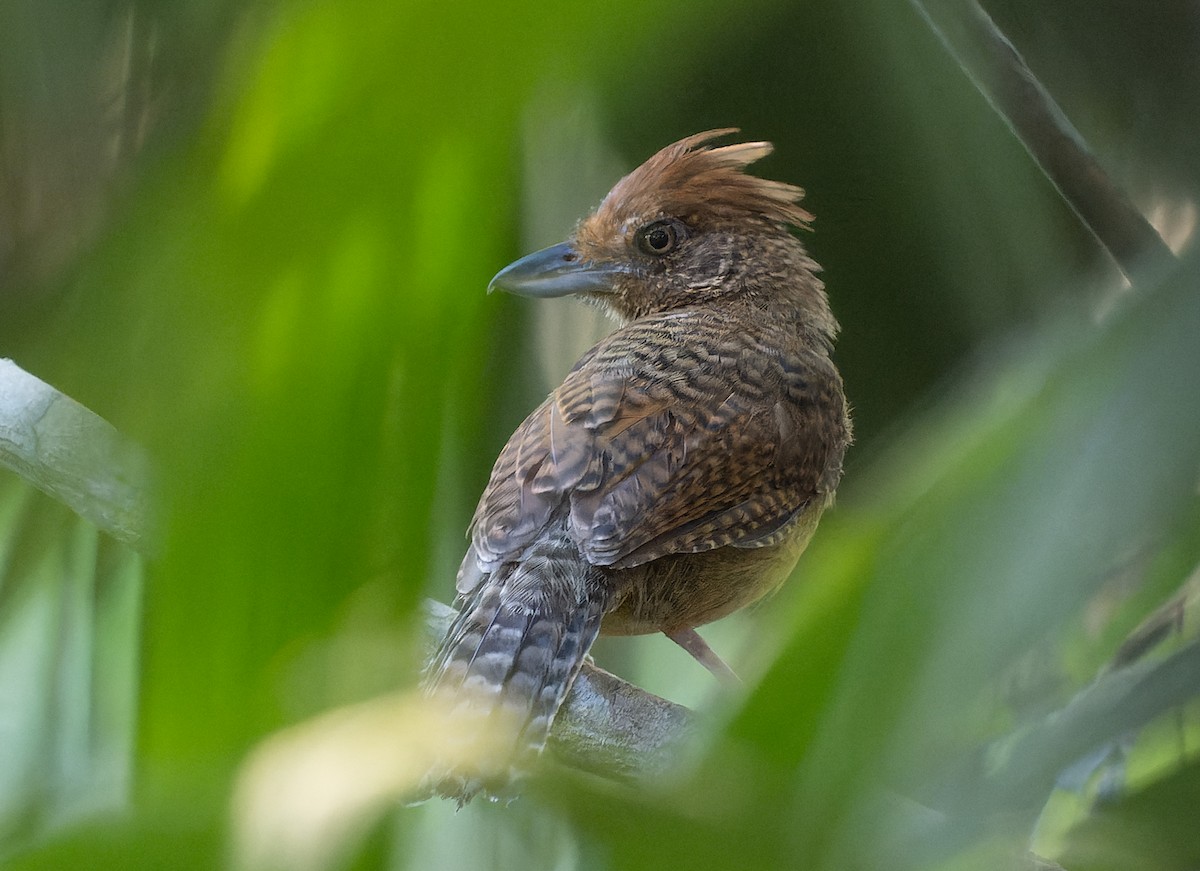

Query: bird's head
[488,129,826,323]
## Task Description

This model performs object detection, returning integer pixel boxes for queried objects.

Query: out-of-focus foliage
[1,0,1198,868]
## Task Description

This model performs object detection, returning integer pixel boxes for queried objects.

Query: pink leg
[666,628,741,685]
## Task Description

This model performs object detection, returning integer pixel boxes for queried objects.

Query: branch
[0,358,156,554]
[911,0,1176,283]
[423,599,695,782]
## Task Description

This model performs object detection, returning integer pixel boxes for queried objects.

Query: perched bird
[423,129,851,800]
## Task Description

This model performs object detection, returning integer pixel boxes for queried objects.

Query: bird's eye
[636,220,683,256]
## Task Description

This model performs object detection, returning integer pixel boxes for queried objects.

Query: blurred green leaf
[0,477,141,853]
[1057,757,1200,871]
[2,0,1199,868]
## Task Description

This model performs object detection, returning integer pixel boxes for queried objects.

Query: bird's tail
[421,538,609,802]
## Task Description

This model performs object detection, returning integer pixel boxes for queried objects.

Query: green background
[1,0,1198,868]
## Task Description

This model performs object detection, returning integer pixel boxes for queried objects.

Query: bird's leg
[666,628,741,685]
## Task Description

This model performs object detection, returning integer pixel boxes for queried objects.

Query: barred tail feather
[422,537,609,803]
[514,583,607,759]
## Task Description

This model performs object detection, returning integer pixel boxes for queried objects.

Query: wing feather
[464,312,846,578]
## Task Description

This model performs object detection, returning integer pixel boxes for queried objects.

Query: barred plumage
[423,129,851,802]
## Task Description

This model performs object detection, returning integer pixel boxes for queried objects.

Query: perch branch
[0,358,156,554]
[912,0,1176,283]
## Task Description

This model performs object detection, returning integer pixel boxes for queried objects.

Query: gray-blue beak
[487,242,624,298]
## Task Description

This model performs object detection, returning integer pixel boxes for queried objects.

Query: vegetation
[1,0,1197,868]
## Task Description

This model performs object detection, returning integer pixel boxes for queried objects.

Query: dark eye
[636,220,683,256]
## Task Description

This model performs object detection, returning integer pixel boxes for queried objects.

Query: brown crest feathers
[593,128,813,231]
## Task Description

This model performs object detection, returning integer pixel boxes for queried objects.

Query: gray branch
[912,0,1176,283]
[0,357,156,554]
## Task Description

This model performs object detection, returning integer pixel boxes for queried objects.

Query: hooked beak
[487,242,625,298]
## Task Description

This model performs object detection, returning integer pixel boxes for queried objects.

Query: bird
[422,128,851,802]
